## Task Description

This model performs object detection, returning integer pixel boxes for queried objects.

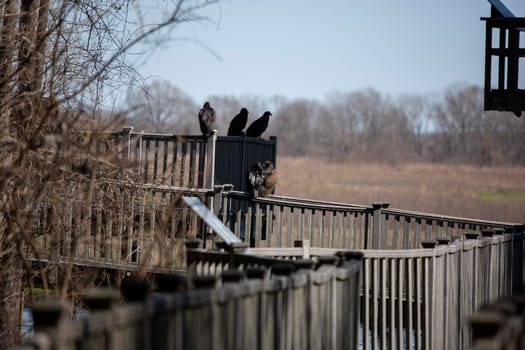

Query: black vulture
[245,111,272,138]
[198,102,216,138]
[227,107,249,136]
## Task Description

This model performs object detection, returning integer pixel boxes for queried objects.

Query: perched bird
[247,162,265,198]
[198,102,216,139]
[227,108,249,136]
[245,111,272,138]
[259,160,277,197]
[247,160,277,198]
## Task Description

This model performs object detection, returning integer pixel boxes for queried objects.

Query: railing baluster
[363,257,371,350]
[161,140,168,183]
[180,142,187,187]
[277,206,283,247]
[189,141,196,188]
[389,257,396,348]
[407,257,414,350]
[144,139,150,182]
[153,139,159,183]
[393,215,400,250]
[171,140,178,186]
[329,211,335,249]
[255,203,262,247]
[397,258,404,350]
[403,217,411,249]
[319,211,324,248]
[287,207,294,248]
[380,258,387,348]
[414,218,422,249]
[308,209,314,246]
[299,208,305,242]
[416,257,422,349]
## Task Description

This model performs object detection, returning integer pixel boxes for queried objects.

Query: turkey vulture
[245,111,272,138]
[198,102,216,139]
[247,160,277,198]
[227,108,249,136]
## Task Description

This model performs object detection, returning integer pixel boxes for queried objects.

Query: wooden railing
[18,246,363,350]
[96,128,278,191]
[23,207,525,350]
[217,190,523,250]
[29,181,524,276]
[235,230,523,350]
[30,181,211,273]
[99,128,212,188]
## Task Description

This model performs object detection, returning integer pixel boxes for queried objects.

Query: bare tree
[269,98,323,157]
[318,92,361,160]
[397,93,433,158]
[0,0,219,346]
[431,83,484,161]
[125,80,198,133]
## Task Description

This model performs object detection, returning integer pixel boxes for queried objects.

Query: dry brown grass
[276,156,525,223]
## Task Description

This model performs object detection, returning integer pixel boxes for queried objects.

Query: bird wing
[198,108,207,133]
[264,170,278,188]
[203,108,215,125]
[227,118,237,135]
[260,170,277,197]
[245,119,258,135]
[246,114,269,137]
[228,112,248,136]
[199,107,215,135]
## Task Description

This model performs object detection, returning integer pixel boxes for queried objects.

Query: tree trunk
[0,0,18,140]
[0,245,23,349]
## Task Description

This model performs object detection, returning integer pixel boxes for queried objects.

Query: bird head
[249,161,262,171]
[264,111,272,117]
[262,160,274,170]
[203,102,211,108]
[241,107,248,115]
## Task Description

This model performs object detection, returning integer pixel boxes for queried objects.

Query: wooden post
[201,130,217,244]
[30,300,68,349]
[270,136,277,169]
[83,288,119,311]
[122,126,134,161]
[371,202,389,249]
[421,240,438,249]
[470,310,506,346]
[294,239,310,259]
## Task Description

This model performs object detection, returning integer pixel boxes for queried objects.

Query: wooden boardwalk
[19,130,525,350]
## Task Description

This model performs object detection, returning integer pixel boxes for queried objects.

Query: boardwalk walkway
[19,130,525,350]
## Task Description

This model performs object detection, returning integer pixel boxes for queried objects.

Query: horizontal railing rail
[217,190,523,250]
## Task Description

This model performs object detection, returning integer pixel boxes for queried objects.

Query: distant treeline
[124,81,525,166]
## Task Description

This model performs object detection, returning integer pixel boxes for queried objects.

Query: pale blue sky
[136,0,525,102]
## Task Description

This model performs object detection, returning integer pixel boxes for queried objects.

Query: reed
[276,157,525,223]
